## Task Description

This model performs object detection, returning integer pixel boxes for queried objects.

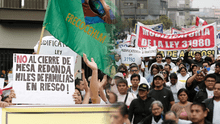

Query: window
[179,11,184,16]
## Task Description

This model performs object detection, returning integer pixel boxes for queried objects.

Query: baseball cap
[114,72,124,79]
[153,73,164,80]
[139,83,149,91]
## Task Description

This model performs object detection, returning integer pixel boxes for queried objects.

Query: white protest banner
[34,36,77,59]
[140,46,157,57]
[121,47,142,66]
[0,78,4,89]
[136,22,217,59]
[12,54,75,105]
[130,33,136,46]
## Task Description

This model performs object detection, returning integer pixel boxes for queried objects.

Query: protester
[148,73,175,113]
[164,64,172,74]
[75,78,85,96]
[141,100,165,124]
[110,72,124,95]
[184,46,203,67]
[164,55,176,71]
[110,102,130,124]
[127,74,140,96]
[177,67,189,84]
[115,53,122,67]
[214,62,220,83]
[203,83,220,123]
[202,61,214,74]
[172,58,183,73]
[190,103,211,124]
[194,74,216,103]
[188,64,200,76]
[128,83,155,124]
[117,64,129,78]
[164,111,191,124]
[141,57,150,78]
[149,53,165,71]
[171,88,192,120]
[146,64,160,85]
[166,73,185,103]
[160,69,169,84]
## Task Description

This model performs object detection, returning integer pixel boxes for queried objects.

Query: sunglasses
[160,71,167,74]
[131,70,138,72]
[119,70,126,73]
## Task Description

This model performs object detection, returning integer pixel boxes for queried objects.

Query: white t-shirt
[117,92,137,106]
[164,62,176,73]
[206,88,214,99]
[126,75,149,88]
[213,100,220,124]
[115,59,122,67]
[143,61,150,78]
[139,61,145,77]
[177,73,189,83]
[166,81,185,103]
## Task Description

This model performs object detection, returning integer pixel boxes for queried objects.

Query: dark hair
[216,62,220,68]
[205,57,212,63]
[151,64,159,75]
[161,69,169,82]
[111,102,128,117]
[158,65,163,70]
[130,73,140,81]
[177,88,189,98]
[2,96,9,101]
[179,62,186,68]
[176,58,182,63]
[165,111,178,118]
[117,64,128,74]
[195,52,201,56]
[177,66,187,73]
[191,102,207,112]
[162,120,177,124]
[106,91,118,103]
[204,74,216,81]
[75,87,83,101]
[202,61,210,66]
[170,73,177,79]
[188,64,198,73]
[75,78,82,87]
[117,79,128,86]
[156,53,163,58]
[165,64,171,69]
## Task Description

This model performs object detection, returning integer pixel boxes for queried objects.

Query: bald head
[165,111,178,123]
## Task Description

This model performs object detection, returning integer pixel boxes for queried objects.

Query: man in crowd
[126,63,149,87]
[164,111,191,124]
[214,62,220,83]
[203,83,220,123]
[164,64,172,74]
[164,55,175,73]
[116,79,136,106]
[184,46,203,67]
[114,54,121,67]
[142,57,150,78]
[190,103,211,124]
[75,78,85,96]
[148,73,175,113]
[194,74,216,103]
[186,71,205,102]
[127,73,140,96]
[149,53,165,70]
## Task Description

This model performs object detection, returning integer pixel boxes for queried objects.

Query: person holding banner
[184,46,204,67]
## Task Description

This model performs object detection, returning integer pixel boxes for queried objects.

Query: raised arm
[83,53,100,104]
[99,75,108,102]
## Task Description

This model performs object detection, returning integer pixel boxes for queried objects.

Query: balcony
[0,0,48,22]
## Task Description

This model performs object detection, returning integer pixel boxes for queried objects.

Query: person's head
[164,64,171,73]
[117,79,128,95]
[195,72,205,82]
[151,64,160,75]
[151,100,164,116]
[138,83,149,99]
[2,96,11,104]
[177,88,189,103]
[156,53,163,63]
[129,63,139,75]
[107,91,118,104]
[110,102,128,124]
[204,74,216,90]
[158,65,164,72]
[75,78,84,91]
[208,54,215,62]
[160,69,169,82]
[202,61,210,68]
[214,83,220,98]
[190,103,208,124]
[179,67,187,76]
[113,72,124,83]
[74,88,83,104]
[117,64,128,77]
[215,62,220,73]
[191,64,199,75]
[195,52,202,61]
[188,56,193,60]
[144,57,150,62]
[176,58,182,66]
[178,62,186,68]
[152,73,164,89]
[165,56,172,64]
[205,57,212,65]
[170,73,178,85]
[165,111,178,124]
[114,54,120,62]
[130,73,140,88]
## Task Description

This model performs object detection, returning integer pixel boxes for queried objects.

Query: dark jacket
[193,87,208,103]
[128,96,155,124]
[138,114,164,124]
[148,58,156,70]
[184,51,203,67]
[191,119,212,124]
[203,98,214,123]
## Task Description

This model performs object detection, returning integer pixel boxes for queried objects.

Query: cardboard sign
[136,22,217,59]
[121,47,142,66]
[12,54,75,105]
[140,46,157,57]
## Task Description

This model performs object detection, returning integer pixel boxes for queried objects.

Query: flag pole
[37,26,46,54]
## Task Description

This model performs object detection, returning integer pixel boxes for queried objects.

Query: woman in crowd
[188,64,200,76]
[146,64,160,85]
[110,102,130,124]
[160,69,169,84]
[177,67,189,84]
[171,88,192,121]
[141,100,164,124]
[117,64,129,78]
[172,58,183,73]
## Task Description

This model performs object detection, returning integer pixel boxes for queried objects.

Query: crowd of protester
[0,45,220,124]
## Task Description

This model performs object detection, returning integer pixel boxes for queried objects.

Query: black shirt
[148,87,174,113]
[186,78,204,102]
[128,96,155,124]
[214,73,220,83]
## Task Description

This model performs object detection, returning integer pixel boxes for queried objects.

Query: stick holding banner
[37,26,45,54]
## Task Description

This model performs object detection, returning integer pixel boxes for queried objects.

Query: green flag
[43,0,119,76]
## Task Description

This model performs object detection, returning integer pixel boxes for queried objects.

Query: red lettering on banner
[137,24,215,50]
[17,55,27,63]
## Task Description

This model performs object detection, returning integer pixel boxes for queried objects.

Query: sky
[192,0,220,8]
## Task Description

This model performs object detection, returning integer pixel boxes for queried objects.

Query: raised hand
[83,53,97,71]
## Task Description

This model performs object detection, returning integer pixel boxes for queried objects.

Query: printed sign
[12,54,75,105]
[140,46,157,57]
[121,47,142,66]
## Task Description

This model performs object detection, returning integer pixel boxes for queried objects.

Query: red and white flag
[196,17,208,26]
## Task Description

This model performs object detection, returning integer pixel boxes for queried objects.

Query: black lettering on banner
[26,82,37,91]
[28,56,36,63]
